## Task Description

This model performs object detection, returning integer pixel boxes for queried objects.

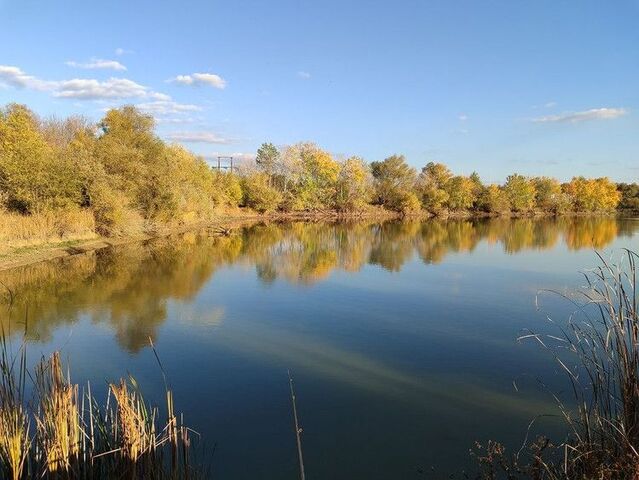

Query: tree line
[1,103,636,240]
[251,144,626,215]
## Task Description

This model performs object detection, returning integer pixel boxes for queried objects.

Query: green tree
[422,162,452,186]
[370,155,417,211]
[416,162,451,214]
[469,171,485,210]
[444,176,477,212]
[96,106,164,201]
[533,176,568,213]
[617,183,639,211]
[504,174,536,212]
[255,142,280,185]
[0,104,81,213]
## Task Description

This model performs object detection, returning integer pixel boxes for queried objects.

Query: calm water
[2,217,639,478]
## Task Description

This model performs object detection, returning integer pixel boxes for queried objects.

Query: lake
[1,217,638,479]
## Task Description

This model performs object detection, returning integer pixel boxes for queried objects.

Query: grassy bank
[0,210,97,253]
[0,211,265,272]
[0,208,631,274]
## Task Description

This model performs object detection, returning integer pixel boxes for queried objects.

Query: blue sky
[1,0,637,182]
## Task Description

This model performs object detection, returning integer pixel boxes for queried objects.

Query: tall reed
[0,336,201,479]
[0,336,30,480]
[474,249,639,478]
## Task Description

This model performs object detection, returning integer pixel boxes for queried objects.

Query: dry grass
[0,340,30,480]
[472,249,639,479]
[0,334,201,479]
[34,352,81,474]
[0,209,96,254]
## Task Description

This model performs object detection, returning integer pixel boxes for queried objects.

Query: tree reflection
[0,216,634,351]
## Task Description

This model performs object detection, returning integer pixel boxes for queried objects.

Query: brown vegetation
[0,336,199,479]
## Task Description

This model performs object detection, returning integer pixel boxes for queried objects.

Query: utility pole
[215,156,234,171]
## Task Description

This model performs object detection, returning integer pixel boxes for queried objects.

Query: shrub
[478,185,510,214]
[212,171,243,207]
[387,190,421,214]
[242,173,282,213]
[91,184,144,237]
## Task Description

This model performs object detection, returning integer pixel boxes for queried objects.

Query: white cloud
[165,131,231,144]
[297,71,311,79]
[148,92,172,101]
[115,48,134,56]
[170,73,227,89]
[533,107,628,123]
[458,113,468,121]
[0,65,53,90]
[155,116,199,124]
[54,78,150,99]
[135,100,202,115]
[544,101,557,108]
[0,64,179,102]
[66,58,127,71]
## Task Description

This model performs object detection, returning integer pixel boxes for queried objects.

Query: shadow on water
[0,216,637,352]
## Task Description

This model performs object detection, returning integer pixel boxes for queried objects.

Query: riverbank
[1,207,630,273]
[0,215,254,273]
[0,207,406,272]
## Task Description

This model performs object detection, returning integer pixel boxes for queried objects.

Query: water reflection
[1,217,636,351]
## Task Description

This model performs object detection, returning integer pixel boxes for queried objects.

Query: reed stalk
[475,249,639,479]
[0,336,200,479]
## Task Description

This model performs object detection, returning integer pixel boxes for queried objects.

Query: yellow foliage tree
[564,177,621,212]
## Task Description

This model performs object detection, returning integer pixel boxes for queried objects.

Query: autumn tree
[334,156,372,211]
[299,145,340,209]
[96,106,164,198]
[504,174,536,213]
[0,104,81,213]
[444,176,477,212]
[416,162,451,214]
[478,185,510,214]
[564,177,621,212]
[277,143,340,210]
[533,177,568,214]
[370,155,418,213]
